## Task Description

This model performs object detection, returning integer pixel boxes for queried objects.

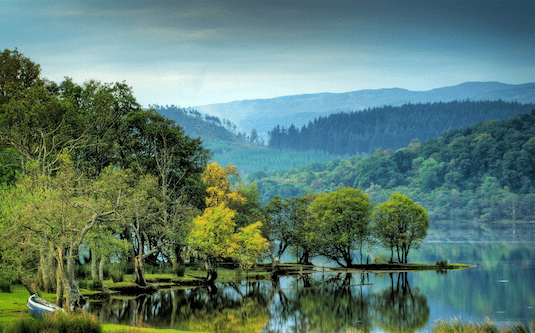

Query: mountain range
[193,82,535,139]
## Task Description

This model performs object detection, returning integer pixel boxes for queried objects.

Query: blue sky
[3,0,534,108]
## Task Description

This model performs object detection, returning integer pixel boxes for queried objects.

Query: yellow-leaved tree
[188,162,267,282]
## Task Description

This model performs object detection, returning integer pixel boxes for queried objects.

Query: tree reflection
[372,272,429,333]
[85,271,430,333]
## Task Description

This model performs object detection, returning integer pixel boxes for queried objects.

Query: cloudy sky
[3,0,534,108]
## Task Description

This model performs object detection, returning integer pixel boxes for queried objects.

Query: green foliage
[108,264,125,283]
[173,264,186,277]
[309,187,374,267]
[373,254,389,264]
[0,48,43,105]
[0,280,12,293]
[372,193,429,263]
[435,260,448,268]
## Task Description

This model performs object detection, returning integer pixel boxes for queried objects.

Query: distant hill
[193,82,535,139]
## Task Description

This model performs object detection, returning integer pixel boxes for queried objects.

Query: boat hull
[27,295,63,319]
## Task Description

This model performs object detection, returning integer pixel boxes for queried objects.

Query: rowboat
[27,294,64,318]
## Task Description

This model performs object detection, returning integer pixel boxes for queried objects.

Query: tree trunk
[302,249,311,265]
[134,256,147,286]
[344,249,353,268]
[172,246,185,276]
[205,257,218,283]
[98,256,105,285]
[56,249,64,308]
[39,246,55,293]
[65,243,82,311]
[266,244,280,273]
[91,250,98,281]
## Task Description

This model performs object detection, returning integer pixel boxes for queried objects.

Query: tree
[264,195,296,271]
[288,193,318,265]
[0,154,117,310]
[372,193,429,263]
[250,128,259,144]
[188,204,267,282]
[0,48,43,105]
[308,187,374,267]
[188,162,267,282]
[203,162,245,208]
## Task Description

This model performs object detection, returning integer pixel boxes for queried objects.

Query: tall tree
[188,162,267,282]
[0,48,42,105]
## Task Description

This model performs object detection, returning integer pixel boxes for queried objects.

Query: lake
[84,242,535,332]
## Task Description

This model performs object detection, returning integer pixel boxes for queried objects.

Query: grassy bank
[0,311,200,333]
[430,319,535,333]
[2,313,534,333]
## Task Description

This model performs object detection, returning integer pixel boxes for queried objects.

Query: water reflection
[85,272,429,333]
[85,243,535,332]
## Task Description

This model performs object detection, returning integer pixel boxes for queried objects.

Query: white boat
[27,294,64,318]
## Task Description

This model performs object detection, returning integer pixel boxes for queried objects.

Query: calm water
[84,242,535,332]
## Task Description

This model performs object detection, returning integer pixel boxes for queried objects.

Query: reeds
[431,318,534,333]
[0,312,101,333]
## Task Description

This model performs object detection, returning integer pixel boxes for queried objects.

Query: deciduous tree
[309,187,373,267]
[372,193,429,263]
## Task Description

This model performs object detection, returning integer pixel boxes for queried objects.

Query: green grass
[0,286,56,323]
[0,312,101,333]
[101,324,206,332]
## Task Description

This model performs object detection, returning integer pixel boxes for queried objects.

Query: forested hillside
[151,104,245,143]
[149,105,342,177]
[249,111,535,222]
[268,100,535,156]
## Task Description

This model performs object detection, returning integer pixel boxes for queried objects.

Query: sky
[3,0,534,108]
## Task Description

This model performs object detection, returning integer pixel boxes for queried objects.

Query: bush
[173,264,186,277]
[75,264,91,279]
[373,255,389,264]
[108,264,124,283]
[0,279,12,293]
[92,278,103,291]
[436,260,448,268]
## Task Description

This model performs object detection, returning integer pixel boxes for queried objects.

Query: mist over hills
[193,82,535,138]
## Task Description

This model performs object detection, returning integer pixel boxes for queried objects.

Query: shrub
[173,264,186,277]
[436,260,448,268]
[77,279,89,290]
[75,264,91,279]
[92,278,103,291]
[108,264,124,283]
[0,279,12,293]
[373,255,389,264]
